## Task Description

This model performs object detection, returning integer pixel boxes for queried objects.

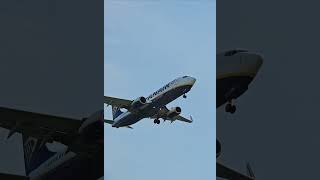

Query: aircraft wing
[0,107,81,145]
[0,173,28,180]
[104,96,133,109]
[217,162,255,180]
[172,115,193,123]
[159,107,193,123]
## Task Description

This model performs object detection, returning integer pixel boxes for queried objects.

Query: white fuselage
[216,49,263,107]
[112,76,196,127]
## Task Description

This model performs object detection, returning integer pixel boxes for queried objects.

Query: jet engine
[131,96,147,109]
[167,107,182,118]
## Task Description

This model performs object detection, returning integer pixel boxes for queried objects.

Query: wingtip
[6,130,16,140]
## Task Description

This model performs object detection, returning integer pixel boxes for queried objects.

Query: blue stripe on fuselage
[113,112,141,127]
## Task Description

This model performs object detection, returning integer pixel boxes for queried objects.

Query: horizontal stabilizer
[104,119,114,125]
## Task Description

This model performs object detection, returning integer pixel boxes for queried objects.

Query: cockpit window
[183,76,188,78]
[224,49,248,56]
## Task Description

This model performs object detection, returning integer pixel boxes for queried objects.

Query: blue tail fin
[246,162,255,179]
[112,106,123,119]
[22,136,57,175]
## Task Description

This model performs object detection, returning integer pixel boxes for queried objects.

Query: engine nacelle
[131,96,147,109]
[167,107,182,118]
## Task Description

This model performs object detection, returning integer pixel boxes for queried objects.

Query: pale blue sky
[104,0,216,179]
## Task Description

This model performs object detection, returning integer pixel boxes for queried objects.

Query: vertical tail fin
[246,162,255,179]
[112,106,123,120]
[22,135,57,176]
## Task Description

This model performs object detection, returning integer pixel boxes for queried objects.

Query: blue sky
[104,0,216,179]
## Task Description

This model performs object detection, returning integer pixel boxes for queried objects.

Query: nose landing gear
[183,94,187,98]
[225,99,236,114]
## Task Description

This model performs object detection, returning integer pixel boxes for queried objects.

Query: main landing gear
[154,119,160,124]
[225,99,236,114]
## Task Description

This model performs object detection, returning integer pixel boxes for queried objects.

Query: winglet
[6,129,16,139]
[7,121,18,139]
[246,162,255,179]
[190,115,193,122]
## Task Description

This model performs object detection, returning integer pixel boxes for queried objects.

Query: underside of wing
[0,173,28,180]
[217,162,254,180]
[173,115,193,123]
[104,96,132,109]
[158,107,193,123]
[0,107,82,144]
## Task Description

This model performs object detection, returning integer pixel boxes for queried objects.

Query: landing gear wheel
[154,119,160,124]
[225,103,236,114]
[230,105,236,114]
[225,103,232,112]
[183,94,187,98]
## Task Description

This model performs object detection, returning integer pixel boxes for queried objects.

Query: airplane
[104,76,196,128]
[217,49,263,180]
[217,49,263,113]
[0,107,104,180]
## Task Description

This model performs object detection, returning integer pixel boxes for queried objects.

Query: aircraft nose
[189,77,196,85]
[252,54,263,72]
[242,53,263,74]
[255,54,263,69]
